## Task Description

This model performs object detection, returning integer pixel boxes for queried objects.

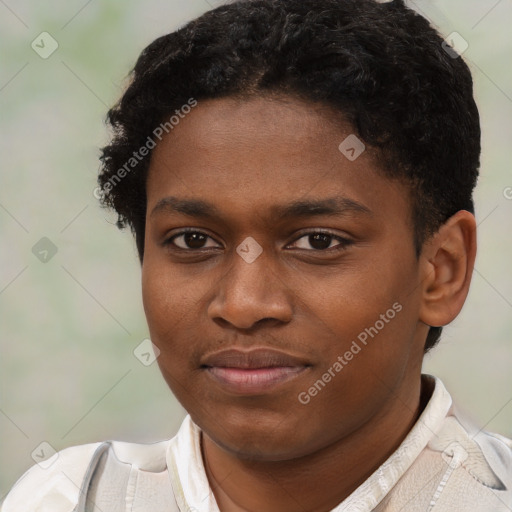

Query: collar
[166,374,452,512]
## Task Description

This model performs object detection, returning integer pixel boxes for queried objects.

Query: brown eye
[180,232,207,249]
[308,233,334,250]
[165,230,221,250]
[289,231,352,251]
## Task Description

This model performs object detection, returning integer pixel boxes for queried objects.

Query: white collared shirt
[3,375,512,511]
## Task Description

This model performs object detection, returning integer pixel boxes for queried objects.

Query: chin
[212,430,308,462]
[196,408,320,462]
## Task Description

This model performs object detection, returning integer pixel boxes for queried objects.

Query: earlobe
[419,210,477,328]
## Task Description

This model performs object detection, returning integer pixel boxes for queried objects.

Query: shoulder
[1,439,172,512]
[451,407,512,490]
[424,405,512,510]
[1,442,106,512]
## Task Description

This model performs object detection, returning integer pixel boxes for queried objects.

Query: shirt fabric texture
[2,374,512,511]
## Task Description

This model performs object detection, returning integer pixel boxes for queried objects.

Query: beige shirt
[2,375,512,511]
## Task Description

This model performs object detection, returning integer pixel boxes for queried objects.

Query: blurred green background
[1,0,511,500]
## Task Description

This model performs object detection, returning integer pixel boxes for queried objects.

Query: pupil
[310,233,331,250]
[185,232,207,249]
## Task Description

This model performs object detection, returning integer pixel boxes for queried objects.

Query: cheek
[141,258,213,375]
[142,256,193,323]
[300,258,405,340]
[141,260,187,352]
[300,254,419,390]
[142,263,167,331]
[141,266,194,396]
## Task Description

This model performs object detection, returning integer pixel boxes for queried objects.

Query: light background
[1,0,511,500]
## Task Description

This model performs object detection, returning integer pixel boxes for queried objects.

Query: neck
[202,373,430,512]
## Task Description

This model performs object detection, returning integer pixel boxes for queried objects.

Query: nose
[207,248,293,331]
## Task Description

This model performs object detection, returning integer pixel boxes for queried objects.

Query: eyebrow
[150,196,372,220]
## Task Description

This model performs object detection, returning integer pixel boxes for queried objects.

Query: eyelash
[163,228,353,253]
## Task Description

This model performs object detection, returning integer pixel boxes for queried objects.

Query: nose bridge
[229,248,272,297]
[208,243,293,329]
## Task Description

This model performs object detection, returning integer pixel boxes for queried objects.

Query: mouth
[205,366,309,394]
[201,347,311,395]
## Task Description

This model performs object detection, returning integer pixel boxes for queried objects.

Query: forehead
[146,95,410,225]
[150,95,359,167]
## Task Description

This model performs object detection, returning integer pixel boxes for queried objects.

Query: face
[142,95,427,461]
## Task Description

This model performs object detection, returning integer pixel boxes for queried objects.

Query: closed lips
[200,348,311,369]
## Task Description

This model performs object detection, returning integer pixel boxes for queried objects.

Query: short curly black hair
[98,0,480,352]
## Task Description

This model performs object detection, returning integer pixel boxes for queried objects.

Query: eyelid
[287,229,353,251]
[163,228,353,252]
[163,227,223,249]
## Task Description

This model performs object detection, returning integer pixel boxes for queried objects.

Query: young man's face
[142,95,428,460]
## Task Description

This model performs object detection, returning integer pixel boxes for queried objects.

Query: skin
[141,95,477,512]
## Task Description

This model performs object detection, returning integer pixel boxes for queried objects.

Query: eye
[163,229,352,253]
[164,229,221,250]
[288,231,352,251]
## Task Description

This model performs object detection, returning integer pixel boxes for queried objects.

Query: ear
[419,210,477,328]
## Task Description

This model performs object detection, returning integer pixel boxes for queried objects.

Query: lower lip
[205,366,308,394]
